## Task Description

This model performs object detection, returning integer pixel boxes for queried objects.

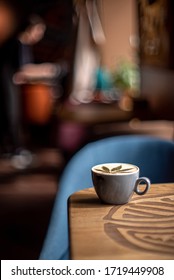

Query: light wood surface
[68,183,174,260]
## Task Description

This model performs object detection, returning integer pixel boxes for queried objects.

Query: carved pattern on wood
[104,193,174,255]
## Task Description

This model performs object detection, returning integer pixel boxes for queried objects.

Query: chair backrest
[39,135,174,260]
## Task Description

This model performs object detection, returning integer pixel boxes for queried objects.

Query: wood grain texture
[69,183,174,259]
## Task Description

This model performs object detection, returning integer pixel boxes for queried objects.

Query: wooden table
[68,183,174,260]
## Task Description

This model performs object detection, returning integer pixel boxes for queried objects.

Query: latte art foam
[92,163,138,175]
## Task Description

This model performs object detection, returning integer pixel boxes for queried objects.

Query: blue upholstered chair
[39,135,174,260]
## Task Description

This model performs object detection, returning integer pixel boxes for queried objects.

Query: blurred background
[0,0,174,259]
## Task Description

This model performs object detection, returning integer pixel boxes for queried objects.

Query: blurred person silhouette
[0,1,45,169]
[13,14,69,152]
[0,1,69,169]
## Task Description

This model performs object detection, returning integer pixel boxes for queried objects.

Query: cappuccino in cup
[92,163,150,204]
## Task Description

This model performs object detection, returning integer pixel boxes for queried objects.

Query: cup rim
[92,163,139,175]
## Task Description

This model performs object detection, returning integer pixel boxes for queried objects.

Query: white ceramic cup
[91,163,151,204]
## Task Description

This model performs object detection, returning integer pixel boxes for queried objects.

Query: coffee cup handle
[134,177,151,195]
